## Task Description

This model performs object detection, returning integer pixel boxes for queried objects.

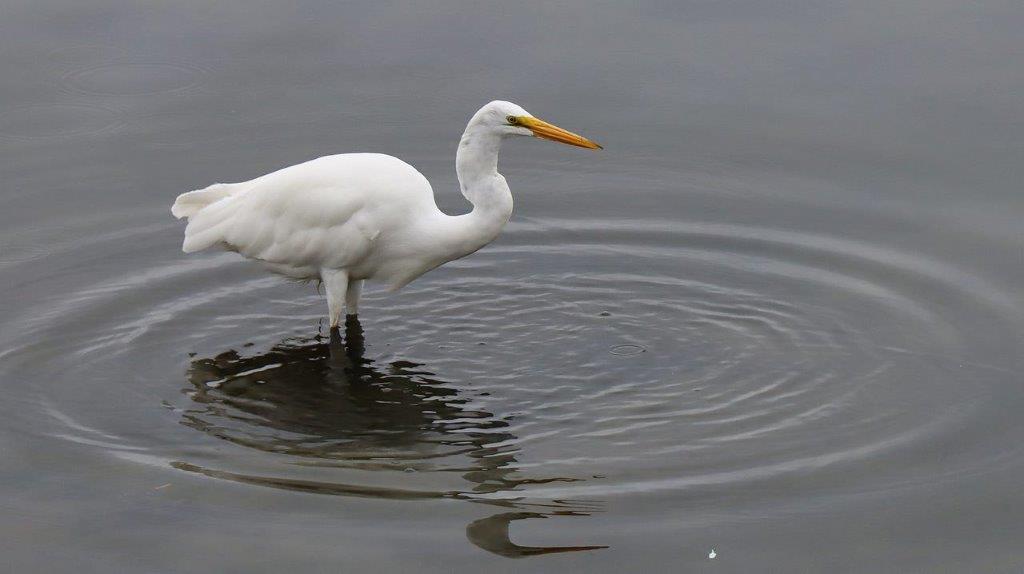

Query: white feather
[170,183,238,219]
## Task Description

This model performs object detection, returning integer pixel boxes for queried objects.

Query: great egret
[171,100,601,328]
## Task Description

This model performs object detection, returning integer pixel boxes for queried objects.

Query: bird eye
[506,115,518,125]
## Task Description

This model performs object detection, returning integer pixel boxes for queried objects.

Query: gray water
[2,1,1023,572]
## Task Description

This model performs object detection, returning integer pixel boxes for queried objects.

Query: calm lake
[1,0,1022,571]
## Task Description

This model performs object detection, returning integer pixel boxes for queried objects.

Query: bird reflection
[177,316,606,557]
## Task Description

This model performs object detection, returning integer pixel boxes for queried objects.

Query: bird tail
[171,183,236,219]
[173,182,247,253]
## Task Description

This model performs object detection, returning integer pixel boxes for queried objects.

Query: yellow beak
[516,116,603,150]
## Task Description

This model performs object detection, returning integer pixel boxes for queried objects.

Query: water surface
[2,1,1023,572]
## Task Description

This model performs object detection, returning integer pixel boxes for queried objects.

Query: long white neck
[431,124,513,260]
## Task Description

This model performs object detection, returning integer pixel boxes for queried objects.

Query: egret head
[471,100,602,150]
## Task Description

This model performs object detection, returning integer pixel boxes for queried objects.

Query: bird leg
[345,279,363,317]
[321,269,349,330]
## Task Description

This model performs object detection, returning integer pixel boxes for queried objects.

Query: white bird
[171,100,601,328]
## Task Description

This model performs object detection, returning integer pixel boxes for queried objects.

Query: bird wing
[179,154,432,274]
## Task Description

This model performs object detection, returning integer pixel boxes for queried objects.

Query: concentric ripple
[0,206,1021,554]
[61,62,208,96]
[0,103,124,140]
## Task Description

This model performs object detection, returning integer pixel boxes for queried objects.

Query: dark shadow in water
[466,511,606,557]
[176,316,606,558]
